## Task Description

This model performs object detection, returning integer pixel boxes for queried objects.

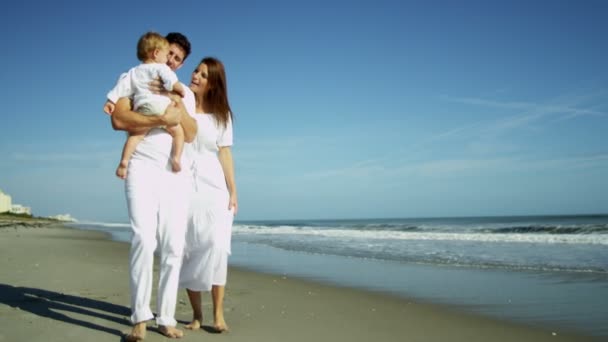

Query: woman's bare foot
[158,325,184,339]
[116,160,128,179]
[184,317,202,330]
[124,322,146,341]
[213,316,229,333]
[170,158,181,173]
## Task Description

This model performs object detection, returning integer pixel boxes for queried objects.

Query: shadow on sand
[0,283,130,338]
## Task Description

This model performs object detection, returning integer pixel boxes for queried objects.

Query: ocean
[72,214,608,338]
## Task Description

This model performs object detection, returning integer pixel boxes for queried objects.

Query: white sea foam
[77,221,130,228]
[233,225,608,245]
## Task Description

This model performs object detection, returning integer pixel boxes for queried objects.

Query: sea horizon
[75,212,608,225]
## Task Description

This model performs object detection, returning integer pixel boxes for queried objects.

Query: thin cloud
[555,103,608,122]
[442,91,606,136]
[422,90,608,150]
[522,153,608,171]
[301,159,384,180]
[444,96,606,117]
[10,151,116,163]
[299,153,608,184]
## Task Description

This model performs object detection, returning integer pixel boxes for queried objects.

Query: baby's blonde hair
[136,32,169,61]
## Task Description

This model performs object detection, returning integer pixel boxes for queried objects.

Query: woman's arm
[218,146,238,214]
[111,97,182,133]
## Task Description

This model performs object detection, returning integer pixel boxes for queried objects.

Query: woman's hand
[218,146,238,216]
[229,193,238,216]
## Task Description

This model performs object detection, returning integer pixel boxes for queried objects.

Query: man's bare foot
[124,322,146,341]
[158,325,184,339]
[116,161,128,179]
[171,158,181,173]
[184,318,201,330]
[213,317,229,333]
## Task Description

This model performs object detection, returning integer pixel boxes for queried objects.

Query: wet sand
[0,222,601,341]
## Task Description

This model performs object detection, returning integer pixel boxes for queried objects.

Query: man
[111,32,197,341]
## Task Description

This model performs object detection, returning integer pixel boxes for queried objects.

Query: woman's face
[190,63,209,96]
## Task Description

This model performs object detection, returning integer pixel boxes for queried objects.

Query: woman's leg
[212,285,228,331]
[185,289,203,330]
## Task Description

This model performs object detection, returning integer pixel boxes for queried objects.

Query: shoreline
[0,222,602,341]
[228,240,608,338]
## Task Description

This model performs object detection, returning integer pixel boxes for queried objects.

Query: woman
[179,57,237,333]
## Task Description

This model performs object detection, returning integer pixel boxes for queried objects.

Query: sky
[1,0,607,222]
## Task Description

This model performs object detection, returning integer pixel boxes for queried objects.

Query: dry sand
[0,222,601,342]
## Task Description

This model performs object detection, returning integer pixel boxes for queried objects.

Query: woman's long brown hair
[201,57,233,128]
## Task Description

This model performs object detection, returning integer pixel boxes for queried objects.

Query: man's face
[166,43,186,71]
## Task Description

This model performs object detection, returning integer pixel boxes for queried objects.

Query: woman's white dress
[179,113,234,291]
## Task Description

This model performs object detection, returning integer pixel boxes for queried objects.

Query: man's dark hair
[165,32,191,61]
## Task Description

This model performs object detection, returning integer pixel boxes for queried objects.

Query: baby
[104,31,185,178]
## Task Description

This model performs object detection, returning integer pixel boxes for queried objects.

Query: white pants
[125,159,190,326]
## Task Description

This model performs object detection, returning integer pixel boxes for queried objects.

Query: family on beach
[104,31,237,341]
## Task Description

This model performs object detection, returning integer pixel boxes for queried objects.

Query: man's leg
[124,161,161,340]
[155,170,189,337]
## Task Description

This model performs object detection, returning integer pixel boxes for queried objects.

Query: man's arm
[111,97,182,133]
[160,93,197,143]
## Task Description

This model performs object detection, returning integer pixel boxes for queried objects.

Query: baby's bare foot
[158,325,184,338]
[116,161,128,179]
[124,322,146,341]
[184,318,201,330]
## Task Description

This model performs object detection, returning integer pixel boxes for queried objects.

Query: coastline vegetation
[0,212,64,227]
[0,212,34,219]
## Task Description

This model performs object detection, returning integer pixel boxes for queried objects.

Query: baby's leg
[116,134,145,179]
[165,125,184,173]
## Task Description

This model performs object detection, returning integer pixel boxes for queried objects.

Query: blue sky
[1,0,606,222]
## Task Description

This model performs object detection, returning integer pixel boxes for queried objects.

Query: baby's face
[155,46,170,64]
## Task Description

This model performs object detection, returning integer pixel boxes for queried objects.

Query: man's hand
[150,78,184,100]
[149,78,165,94]
[112,97,166,132]
[160,101,182,127]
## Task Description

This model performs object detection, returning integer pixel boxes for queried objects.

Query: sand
[0,222,601,342]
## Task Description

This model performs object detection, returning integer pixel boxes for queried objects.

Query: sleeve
[157,64,179,92]
[106,72,131,104]
[217,115,233,147]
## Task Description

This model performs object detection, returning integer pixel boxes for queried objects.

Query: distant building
[0,189,11,213]
[10,204,32,215]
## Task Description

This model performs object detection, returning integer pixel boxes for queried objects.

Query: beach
[0,220,602,342]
